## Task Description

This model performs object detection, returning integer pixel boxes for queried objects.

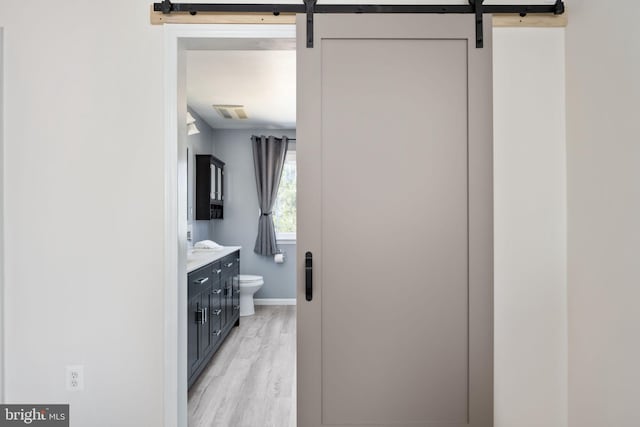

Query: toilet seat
[239,274,263,284]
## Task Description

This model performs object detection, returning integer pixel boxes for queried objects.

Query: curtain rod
[154,0,565,48]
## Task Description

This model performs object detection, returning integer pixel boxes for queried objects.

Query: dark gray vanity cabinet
[188,250,240,388]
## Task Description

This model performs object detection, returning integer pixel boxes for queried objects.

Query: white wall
[566,2,640,427]
[0,4,568,425]
[0,2,164,426]
[493,28,567,427]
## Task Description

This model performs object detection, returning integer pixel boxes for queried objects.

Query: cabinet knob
[233,305,240,311]
[215,269,222,275]
[226,262,234,268]
[212,289,222,295]
[212,330,222,337]
[194,277,209,285]
[211,309,222,316]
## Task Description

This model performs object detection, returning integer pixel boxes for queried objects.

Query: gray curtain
[252,135,289,256]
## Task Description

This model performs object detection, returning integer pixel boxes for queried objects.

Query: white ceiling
[187,50,296,130]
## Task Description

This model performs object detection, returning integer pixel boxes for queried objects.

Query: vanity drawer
[209,306,223,337]
[210,261,223,286]
[221,254,237,274]
[209,286,223,308]
[188,265,212,296]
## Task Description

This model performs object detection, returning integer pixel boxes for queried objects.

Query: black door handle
[305,251,313,301]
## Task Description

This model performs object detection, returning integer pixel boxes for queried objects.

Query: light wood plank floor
[188,305,296,427]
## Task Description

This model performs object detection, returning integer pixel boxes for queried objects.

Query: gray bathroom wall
[212,129,296,300]
[186,107,216,244]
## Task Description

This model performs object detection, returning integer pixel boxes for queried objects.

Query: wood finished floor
[188,305,296,427]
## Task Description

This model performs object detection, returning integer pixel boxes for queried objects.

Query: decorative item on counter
[193,240,224,251]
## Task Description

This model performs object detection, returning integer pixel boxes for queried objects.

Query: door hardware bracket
[304,0,317,48]
[160,0,173,14]
[469,0,484,49]
[554,0,565,15]
[154,0,566,50]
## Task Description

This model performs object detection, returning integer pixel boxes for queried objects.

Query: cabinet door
[225,274,233,328]
[232,254,240,316]
[210,163,224,202]
[200,283,214,356]
[188,293,202,376]
[210,164,217,201]
[196,155,213,220]
[221,255,233,327]
[217,165,223,202]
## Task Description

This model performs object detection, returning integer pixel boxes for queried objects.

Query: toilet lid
[239,274,263,283]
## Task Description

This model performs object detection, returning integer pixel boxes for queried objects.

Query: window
[274,150,296,242]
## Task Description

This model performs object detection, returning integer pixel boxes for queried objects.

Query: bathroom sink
[187,247,226,264]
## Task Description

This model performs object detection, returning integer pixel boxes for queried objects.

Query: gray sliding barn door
[297,14,493,427]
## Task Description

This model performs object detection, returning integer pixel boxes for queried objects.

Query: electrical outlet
[66,365,84,391]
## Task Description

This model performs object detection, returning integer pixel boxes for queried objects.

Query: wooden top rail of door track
[149,2,568,28]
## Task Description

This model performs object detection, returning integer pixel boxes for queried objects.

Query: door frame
[0,27,6,403]
[162,23,296,427]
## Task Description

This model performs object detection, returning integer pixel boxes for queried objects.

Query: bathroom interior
[184,46,297,426]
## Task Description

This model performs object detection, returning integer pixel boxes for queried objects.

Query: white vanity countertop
[186,246,241,273]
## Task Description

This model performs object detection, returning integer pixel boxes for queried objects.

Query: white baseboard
[254,298,297,306]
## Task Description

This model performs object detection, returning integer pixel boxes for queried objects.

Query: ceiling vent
[213,104,249,120]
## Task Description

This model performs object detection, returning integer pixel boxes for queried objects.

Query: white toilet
[239,275,264,316]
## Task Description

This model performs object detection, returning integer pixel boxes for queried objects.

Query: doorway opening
[163,24,297,427]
